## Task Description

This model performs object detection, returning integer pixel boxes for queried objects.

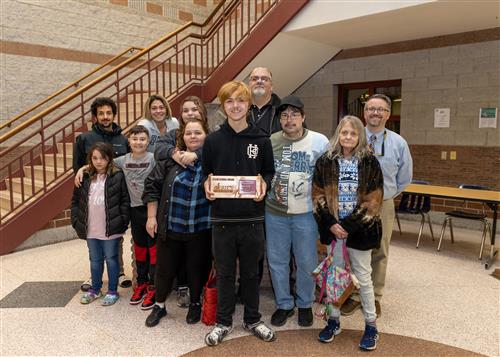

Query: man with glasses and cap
[341,93,412,317]
[265,95,329,327]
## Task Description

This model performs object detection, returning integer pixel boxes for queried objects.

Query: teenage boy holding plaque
[202,81,276,346]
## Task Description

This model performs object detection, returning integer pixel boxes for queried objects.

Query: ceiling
[284,0,500,49]
[234,0,499,99]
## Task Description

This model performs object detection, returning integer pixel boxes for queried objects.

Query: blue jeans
[265,210,318,309]
[86,238,120,292]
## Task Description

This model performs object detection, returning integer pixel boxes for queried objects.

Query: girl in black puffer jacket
[71,142,130,306]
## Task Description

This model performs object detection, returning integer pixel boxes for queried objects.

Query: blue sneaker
[359,325,379,351]
[318,318,341,343]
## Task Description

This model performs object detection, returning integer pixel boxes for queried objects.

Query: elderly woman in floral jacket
[312,115,383,351]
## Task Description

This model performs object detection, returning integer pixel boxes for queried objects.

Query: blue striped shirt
[365,128,412,200]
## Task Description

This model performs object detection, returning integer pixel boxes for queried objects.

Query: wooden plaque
[209,175,261,199]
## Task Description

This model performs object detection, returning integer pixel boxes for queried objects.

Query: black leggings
[155,231,212,304]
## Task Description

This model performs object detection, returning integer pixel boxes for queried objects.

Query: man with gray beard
[247,67,282,135]
[246,67,298,298]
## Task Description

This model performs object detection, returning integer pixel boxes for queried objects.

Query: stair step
[0,190,25,210]
[7,177,45,195]
[0,207,11,220]
[119,99,145,108]
[44,153,72,170]
[0,188,44,220]
[120,92,149,104]
[24,165,66,181]
[57,142,74,155]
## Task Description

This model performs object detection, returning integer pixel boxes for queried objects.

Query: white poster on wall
[479,108,497,128]
[434,108,450,128]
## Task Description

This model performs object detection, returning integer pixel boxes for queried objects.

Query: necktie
[369,134,376,153]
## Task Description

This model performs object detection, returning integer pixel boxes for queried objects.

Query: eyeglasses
[249,75,271,83]
[280,111,302,120]
[365,107,390,113]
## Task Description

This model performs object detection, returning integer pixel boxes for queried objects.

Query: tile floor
[1,220,499,356]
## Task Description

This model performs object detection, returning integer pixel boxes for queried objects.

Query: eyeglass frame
[364,106,390,114]
[279,111,303,121]
[249,75,271,83]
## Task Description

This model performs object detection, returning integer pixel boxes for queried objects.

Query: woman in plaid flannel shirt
[142,118,212,327]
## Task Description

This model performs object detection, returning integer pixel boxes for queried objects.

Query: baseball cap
[278,95,304,112]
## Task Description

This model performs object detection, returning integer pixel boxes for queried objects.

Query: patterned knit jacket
[312,153,384,250]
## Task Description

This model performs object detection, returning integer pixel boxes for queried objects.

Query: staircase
[0,0,308,254]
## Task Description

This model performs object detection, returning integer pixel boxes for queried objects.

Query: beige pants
[351,199,395,302]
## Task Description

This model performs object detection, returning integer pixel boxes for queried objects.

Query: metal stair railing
[0,46,143,132]
[0,0,280,223]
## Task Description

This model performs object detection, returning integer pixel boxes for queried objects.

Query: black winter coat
[71,168,130,240]
[142,158,182,241]
[72,123,129,173]
[247,92,281,136]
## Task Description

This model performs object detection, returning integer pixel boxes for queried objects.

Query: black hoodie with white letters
[202,121,275,223]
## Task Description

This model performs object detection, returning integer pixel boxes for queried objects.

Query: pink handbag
[313,239,354,318]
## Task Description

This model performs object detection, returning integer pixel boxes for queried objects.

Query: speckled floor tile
[1,308,142,356]
[0,221,498,357]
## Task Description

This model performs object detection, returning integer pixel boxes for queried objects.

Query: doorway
[338,80,401,133]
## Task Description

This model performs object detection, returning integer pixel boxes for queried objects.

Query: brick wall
[1,0,218,243]
[295,31,500,148]
[109,0,216,22]
[294,29,499,217]
[407,144,500,219]
[410,145,500,190]
[42,207,72,230]
[0,0,217,122]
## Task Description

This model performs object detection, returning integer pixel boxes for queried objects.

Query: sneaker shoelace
[328,320,339,332]
[131,285,147,300]
[362,327,378,342]
[252,322,273,339]
[210,325,228,338]
[143,288,155,305]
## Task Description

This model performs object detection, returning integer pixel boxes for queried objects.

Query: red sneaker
[141,285,156,310]
[130,283,148,305]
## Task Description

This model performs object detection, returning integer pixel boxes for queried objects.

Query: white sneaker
[176,286,190,308]
[80,278,92,292]
[244,321,276,342]
[118,274,132,288]
[205,324,233,346]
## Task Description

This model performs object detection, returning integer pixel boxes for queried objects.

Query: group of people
[70,66,412,351]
